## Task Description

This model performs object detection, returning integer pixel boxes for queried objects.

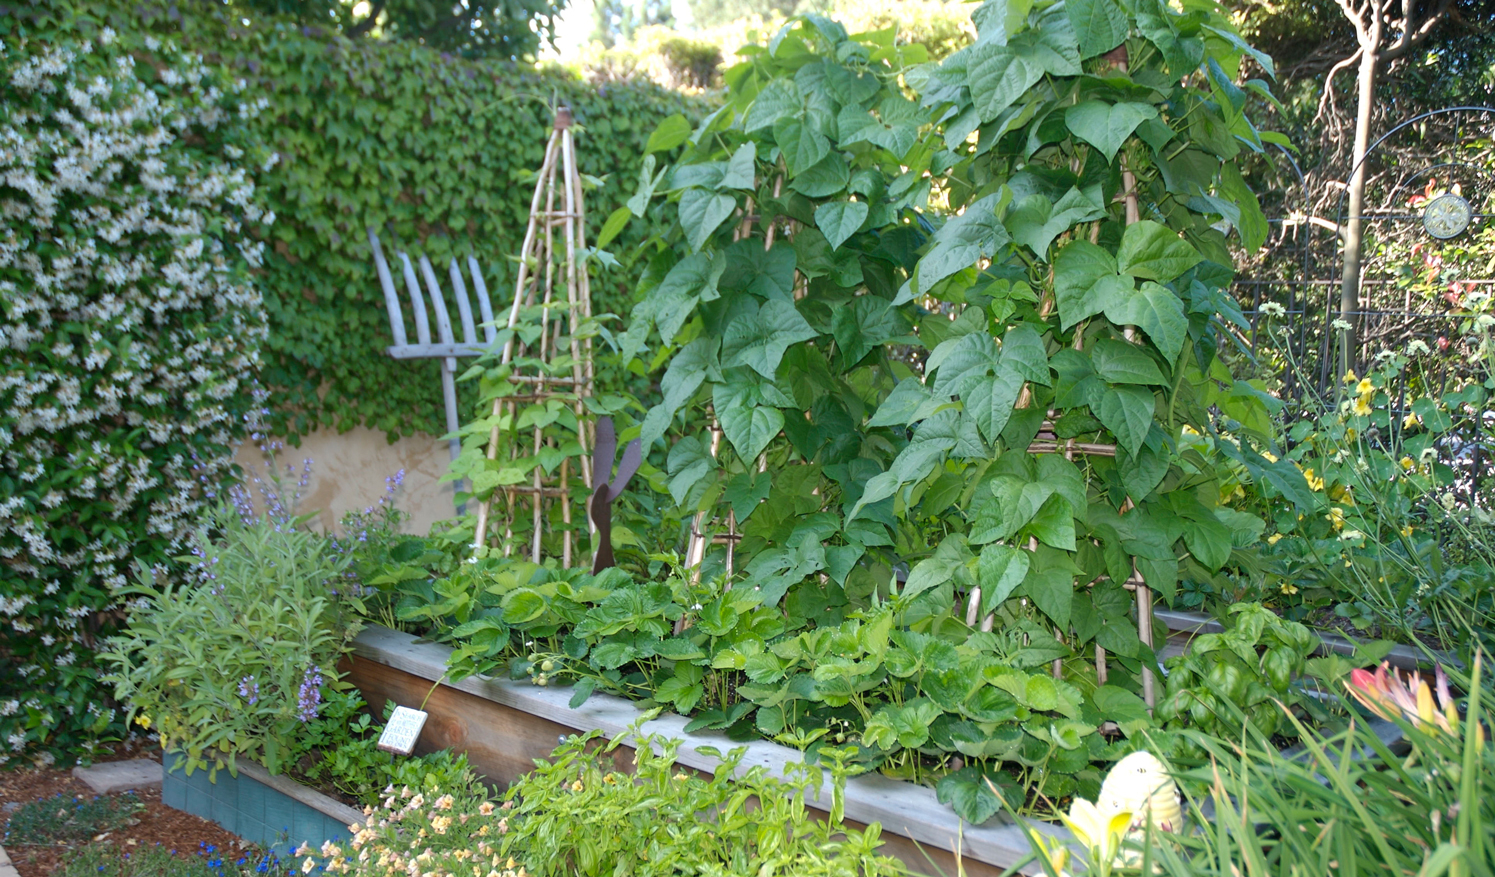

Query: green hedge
[67,2,703,440]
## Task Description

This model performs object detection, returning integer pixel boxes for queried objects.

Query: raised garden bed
[161,751,364,858]
[343,623,1073,877]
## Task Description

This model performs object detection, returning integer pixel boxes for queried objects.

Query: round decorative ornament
[1423,192,1472,240]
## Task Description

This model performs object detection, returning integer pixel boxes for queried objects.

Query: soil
[0,741,261,877]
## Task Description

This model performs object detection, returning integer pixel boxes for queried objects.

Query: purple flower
[237,676,259,705]
[295,666,323,722]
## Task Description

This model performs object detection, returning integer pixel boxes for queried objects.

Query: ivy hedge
[236,34,704,440]
[58,1,705,441]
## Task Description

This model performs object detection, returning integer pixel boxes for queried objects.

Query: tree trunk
[1336,38,1380,382]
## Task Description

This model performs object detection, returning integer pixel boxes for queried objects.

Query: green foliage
[1208,315,1495,650]
[1158,660,1493,877]
[495,727,908,877]
[658,35,726,88]
[2,792,144,846]
[1154,602,1316,741]
[1008,660,1495,877]
[620,0,1282,674]
[100,498,363,777]
[615,0,1280,742]
[231,0,567,59]
[293,690,484,806]
[56,844,291,876]
[0,24,270,767]
[392,555,1166,822]
[445,302,636,557]
[228,21,702,441]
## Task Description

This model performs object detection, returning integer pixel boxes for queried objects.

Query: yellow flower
[1401,525,1414,537]
[1181,424,1199,436]
[1061,797,1132,865]
[302,859,316,874]
[134,714,151,729]
[1352,396,1372,416]
[1400,456,1415,471]
[1262,450,1278,463]
[1303,468,1325,491]
[1327,507,1346,530]
[1343,369,1358,384]
[1280,583,1299,595]
[570,780,584,792]
[1356,378,1375,396]
[1267,533,1283,545]
[1404,410,1420,429]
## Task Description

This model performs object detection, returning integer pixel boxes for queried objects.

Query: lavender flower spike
[295,666,323,721]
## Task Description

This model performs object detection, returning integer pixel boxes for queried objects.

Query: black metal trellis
[1232,106,1495,508]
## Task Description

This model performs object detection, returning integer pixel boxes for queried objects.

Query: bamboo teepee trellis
[471,108,595,566]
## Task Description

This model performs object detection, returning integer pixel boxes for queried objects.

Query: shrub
[0,28,270,766]
[656,34,724,88]
[100,489,361,777]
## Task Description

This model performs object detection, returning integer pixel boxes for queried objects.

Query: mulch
[0,741,260,876]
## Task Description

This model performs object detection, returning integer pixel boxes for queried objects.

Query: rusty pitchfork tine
[592,416,618,486]
[608,439,642,501]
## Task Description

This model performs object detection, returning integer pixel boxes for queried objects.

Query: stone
[71,759,163,795]
[0,841,18,877]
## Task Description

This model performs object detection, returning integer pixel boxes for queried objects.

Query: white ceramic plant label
[376,705,428,755]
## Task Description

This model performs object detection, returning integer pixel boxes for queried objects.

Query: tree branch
[1335,0,1373,43]
[1380,0,1453,61]
[1315,46,1365,122]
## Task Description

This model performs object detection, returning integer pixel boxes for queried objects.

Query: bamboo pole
[473,127,561,551]
[472,108,595,568]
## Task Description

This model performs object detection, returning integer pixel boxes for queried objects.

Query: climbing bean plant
[622,15,941,597]
[599,0,1311,820]
[863,0,1296,647]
